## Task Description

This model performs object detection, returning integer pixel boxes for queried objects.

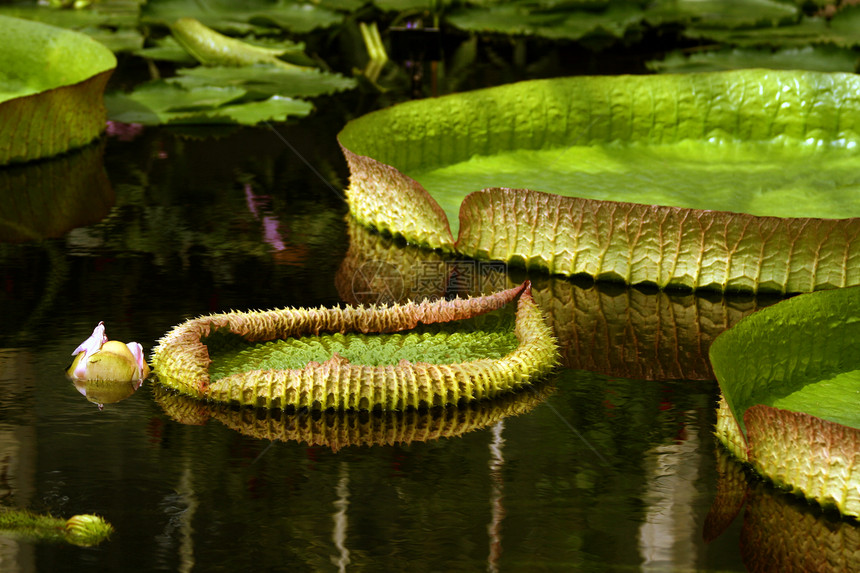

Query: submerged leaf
[710,285,860,516]
[338,71,860,293]
[0,15,115,164]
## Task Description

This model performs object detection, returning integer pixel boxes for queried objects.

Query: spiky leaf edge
[152,282,559,410]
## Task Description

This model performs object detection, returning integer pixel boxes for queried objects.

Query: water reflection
[0,349,37,571]
[70,378,144,411]
[338,218,781,380]
[706,447,860,572]
[638,410,703,570]
[0,141,113,244]
[152,384,553,451]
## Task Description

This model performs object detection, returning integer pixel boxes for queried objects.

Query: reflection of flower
[68,322,150,382]
[244,183,308,265]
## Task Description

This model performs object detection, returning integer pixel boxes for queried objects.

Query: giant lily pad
[152,282,558,410]
[710,285,860,517]
[0,15,116,164]
[338,70,860,294]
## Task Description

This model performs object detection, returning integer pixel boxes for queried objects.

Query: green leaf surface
[142,0,342,34]
[771,369,860,429]
[338,70,860,293]
[173,64,357,98]
[710,285,860,434]
[153,283,560,410]
[447,2,645,42]
[644,0,799,29]
[207,312,518,381]
[0,0,143,52]
[0,15,116,164]
[683,7,860,48]
[412,140,860,233]
[105,82,312,125]
[647,46,859,74]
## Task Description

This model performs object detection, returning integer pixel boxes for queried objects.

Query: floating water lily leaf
[152,282,559,410]
[683,7,860,48]
[134,35,200,65]
[154,381,552,450]
[710,285,860,516]
[0,0,143,52]
[105,81,312,125]
[338,70,860,294]
[173,64,357,99]
[0,15,116,164]
[648,46,859,74]
[447,1,645,42]
[644,0,799,29]
[142,0,342,34]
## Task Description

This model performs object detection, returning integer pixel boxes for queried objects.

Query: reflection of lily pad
[154,381,552,451]
[152,282,558,410]
[338,71,860,294]
[0,15,116,164]
[337,218,773,380]
[706,447,860,571]
[0,141,113,243]
[710,286,860,517]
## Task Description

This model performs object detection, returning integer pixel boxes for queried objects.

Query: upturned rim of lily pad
[710,285,860,517]
[0,15,116,164]
[337,70,860,294]
[151,282,559,411]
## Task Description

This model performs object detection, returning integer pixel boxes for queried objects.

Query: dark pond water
[0,103,855,572]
